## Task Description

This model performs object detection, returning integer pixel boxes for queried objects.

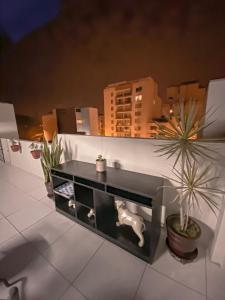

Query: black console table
[51,160,163,264]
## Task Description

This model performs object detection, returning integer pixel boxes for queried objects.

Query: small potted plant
[10,139,21,152]
[96,155,107,173]
[29,142,43,159]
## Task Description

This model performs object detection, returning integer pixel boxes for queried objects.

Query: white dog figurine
[87,208,95,218]
[115,199,146,247]
[68,199,76,209]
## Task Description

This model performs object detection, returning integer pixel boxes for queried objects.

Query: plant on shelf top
[96,154,105,161]
[40,133,63,183]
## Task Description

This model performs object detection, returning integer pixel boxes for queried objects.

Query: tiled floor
[0,163,225,300]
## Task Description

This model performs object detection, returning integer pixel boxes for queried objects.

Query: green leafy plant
[10,139,19,146]
[40,133,63,183]
[163,161,224,234]
[96,155,105,161]
[155,100,224,233]
[155,100,215,167]
[29,142,43,151]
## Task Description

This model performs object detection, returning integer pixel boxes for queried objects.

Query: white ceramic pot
[96,159,106,172]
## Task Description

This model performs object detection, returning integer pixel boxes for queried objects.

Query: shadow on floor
[0,239,48,300]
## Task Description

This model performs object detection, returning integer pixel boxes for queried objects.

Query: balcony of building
[116,105,132,112]
[117,120,132,126]
[115,98,132,105]
[115,113,132,120]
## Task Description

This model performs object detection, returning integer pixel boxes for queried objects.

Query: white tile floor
[0,163,225,300]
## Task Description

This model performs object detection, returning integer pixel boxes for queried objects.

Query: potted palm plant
[40,133,63,197]
[155,100,224,260]
[29,142,43,159]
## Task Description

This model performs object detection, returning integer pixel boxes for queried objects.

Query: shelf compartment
[51,170,73,180]
[55,194,76,218]
[95,192,151,261]
[76,203,96,228]
[75,176,105,191]
[106,185,152,208]
[54,182,74,199]
[52,175,70,190]
[74,183,94,208]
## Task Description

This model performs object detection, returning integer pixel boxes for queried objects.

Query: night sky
[1,0,225,118]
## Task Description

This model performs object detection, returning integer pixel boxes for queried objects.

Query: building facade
[104,77,162,138]
[165,82,206,120]
[75,107,99,136]
[42,107,99,141]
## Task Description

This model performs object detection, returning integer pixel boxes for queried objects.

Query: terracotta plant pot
[45,181,53,198]
[166,214,201,259]
[30,150,42,159]
[10,144,20,152]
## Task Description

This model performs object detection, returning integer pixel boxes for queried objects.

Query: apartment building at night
[104,77,162,138]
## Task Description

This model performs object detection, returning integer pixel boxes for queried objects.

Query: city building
[98,114,105,136]
[165,81,206,120]
[42,107,99,141]
[104,77,162,138]
[75,107,99,136]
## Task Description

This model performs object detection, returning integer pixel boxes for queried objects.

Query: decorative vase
[96,159,106,172]
[30,150,42,159]
[10,144,20,152]
[166,214,201,260]
[45,181,53,198]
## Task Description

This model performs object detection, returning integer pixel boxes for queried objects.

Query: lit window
[77,119,83,124]
[135,95,142,102]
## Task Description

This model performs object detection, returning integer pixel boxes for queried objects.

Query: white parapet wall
[2,134,225,265]
[0,102,19,139]
[2,138,44,179]
[203,78,225,138]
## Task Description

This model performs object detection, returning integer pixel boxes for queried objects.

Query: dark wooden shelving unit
[51,160,163,264]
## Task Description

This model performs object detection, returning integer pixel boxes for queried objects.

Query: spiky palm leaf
[155,100,215,167]
[164,162,223,213]
[163,161,224,231]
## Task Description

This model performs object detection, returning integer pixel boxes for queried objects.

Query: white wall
[2,139,44,179]
[0,103,18,139]
[203,78,225,138]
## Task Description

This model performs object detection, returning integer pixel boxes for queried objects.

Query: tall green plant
[155,100,223,232]
[40,133,63,183]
